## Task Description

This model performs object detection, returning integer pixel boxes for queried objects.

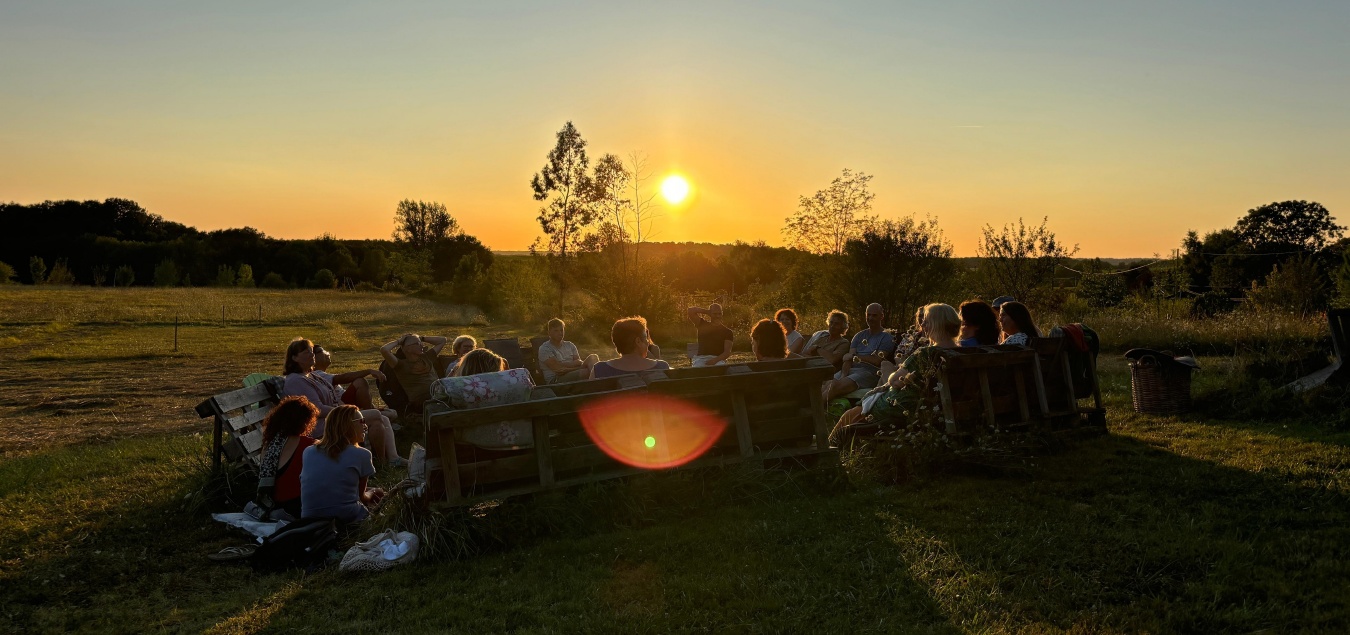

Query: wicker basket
[1129,355,1194,415]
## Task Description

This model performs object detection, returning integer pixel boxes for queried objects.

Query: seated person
[833,303,962,437]
[451,347,508,377]
[442,335,477,376]
[282,338,402,466]
[537,318,598,384]
[256,396,319,519]
[775,308,806,355]
[312,345,394,420]
[802,310,851,370]
[822,303,896,401]
[300,405,385,524]
[957,301,1000,347]
[380,333,447,413]
[998,301,1041,346]
[751,318,793,361]
[592,316,671,378]
[686,303,734,367]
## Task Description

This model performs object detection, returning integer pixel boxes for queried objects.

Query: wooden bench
[196,376,285,470]
[422,357,838,506]
[844,339,1106,442]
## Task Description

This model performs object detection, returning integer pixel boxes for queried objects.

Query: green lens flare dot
[644,436,656,449]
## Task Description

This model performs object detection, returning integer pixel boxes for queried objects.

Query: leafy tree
[531,121,597,260]
[430,235,493,283]
[0,261,15,284]
[359,249,389,284]
[1235,200,1344,252]
[28,256,46,285]
[1336,252,1350,307]
[782,168,877,256]
[310,268,338,289]
[153,260,180,287]
[386,251,432,288]
[90,265,108,287]
[236,264,255,288]
[213,265,236,287]
[318,246,359,280]
[1246,255,1329,317]
[975,217,1078,306]
[113,265,136,287]
[392,200,460,250]
[261,272,288,288]
[834,216,953,320]
[1077,266,1129,309]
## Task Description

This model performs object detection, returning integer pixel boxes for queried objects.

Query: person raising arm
[686,302,734,367]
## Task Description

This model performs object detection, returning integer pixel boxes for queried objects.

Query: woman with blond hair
[300,405,385,523]
[832,303,962,440]
[443,334,478,376]
[283,337,403,466]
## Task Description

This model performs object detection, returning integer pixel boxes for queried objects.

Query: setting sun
[661,175,690,204]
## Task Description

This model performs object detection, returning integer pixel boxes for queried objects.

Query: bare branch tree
[782,168,877,255]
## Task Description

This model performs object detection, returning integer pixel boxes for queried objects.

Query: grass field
[2,287,1347,633]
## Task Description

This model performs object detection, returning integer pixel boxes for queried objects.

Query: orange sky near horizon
[3,2,1348,256]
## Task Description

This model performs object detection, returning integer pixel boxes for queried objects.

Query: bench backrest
[423,358,837,504]
[196,378,283,468]
[934,347,1040,434]
[484,338,526,370]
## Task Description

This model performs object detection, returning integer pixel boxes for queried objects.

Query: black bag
[250,518,338,573]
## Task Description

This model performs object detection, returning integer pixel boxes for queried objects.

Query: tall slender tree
[531,122,597,260]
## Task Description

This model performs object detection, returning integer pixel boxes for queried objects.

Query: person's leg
[557,368,588,383]
[361,410,403,463]
[824,377,858,401]
[348,377,375,409]
[829,405,866,446]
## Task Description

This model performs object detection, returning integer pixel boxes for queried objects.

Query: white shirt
[537,340,580,383]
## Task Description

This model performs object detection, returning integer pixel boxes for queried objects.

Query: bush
[213,265,236,288]
[260,272,288,289]
[113,265,136,287]
[310,268,338,289]
[1191,291,1235,318]
[28,256,46,285]
[44,259,76,285]
[0,260,15,284]
[1246,255,1330,317]
[1077,272,1128,308]
[153,259,179,287]
[236,264,255,288]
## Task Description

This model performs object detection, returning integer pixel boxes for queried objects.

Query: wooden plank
[941,350,1037,371]
[731,392,754,458]
[1014,370,1030,424]
[1030,354,1051,416]
[1059,350,1079,412]
[212,413,224,471]
[807,388,828,450]
[533,416,554,486]
[978,369,997,429]
[439,427,463,502]
[238,428,264,455]
[937,366,958,434]
[225,405,272,432]
[211,382,277,413]
[426,385,646,430]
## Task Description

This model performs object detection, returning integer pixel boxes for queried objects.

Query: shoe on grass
[207,544,257,562]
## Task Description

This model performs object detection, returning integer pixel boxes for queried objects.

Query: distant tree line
[0,198,492,294]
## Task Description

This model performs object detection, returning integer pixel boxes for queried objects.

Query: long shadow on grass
[0,437,314,633]
[868,433,1350,632]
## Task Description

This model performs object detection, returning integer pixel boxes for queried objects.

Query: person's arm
[840,346,857,374]
[817,339,846,365]
[423,336,448,355]
[686,306,708,326]
[715,338,733,364]
[380,340,401,368]
[788,333,805,355]
[283,375,335,417]
[329,369,385,386]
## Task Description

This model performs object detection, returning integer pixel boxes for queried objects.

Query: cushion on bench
[431,368,536,449]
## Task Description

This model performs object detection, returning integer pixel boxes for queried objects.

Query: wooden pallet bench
[844,338,1105,442]
[422,357,838,506]
[196,376,285,470]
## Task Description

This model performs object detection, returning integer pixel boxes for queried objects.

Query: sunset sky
[2,1,1347,256]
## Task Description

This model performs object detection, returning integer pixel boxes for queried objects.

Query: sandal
[207,544,257,562]
[386,457,407,468]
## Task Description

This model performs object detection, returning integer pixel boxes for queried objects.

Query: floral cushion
[431,369,535,449]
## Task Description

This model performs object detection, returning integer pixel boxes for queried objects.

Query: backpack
[249,518,339,573]
[1060,324,1100,399]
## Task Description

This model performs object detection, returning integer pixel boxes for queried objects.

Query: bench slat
[225,403,274,432]
[210,382,276,413]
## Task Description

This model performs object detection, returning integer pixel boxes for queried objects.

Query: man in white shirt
[537,318,597,384]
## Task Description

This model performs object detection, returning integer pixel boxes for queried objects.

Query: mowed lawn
[1,288,1347,633]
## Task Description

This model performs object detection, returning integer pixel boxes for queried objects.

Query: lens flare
[580,394,727,469]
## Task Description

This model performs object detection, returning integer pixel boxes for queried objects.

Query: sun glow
[660,175,690,204]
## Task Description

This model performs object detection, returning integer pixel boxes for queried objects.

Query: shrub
[236,264,255,288]
[45,259,77,285]
[1246,255,1329,317]
[28,256,46,285]
[153,259,179,287]
[1191,291,1235,318]
[213,265,236,288]
[0,261,15,284]
[1077,272,1128,308]
[310,268,338,289]
[260,272,288,289]
[113,265,136,287]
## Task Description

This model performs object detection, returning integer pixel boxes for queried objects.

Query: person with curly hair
[775,308,806,355]
[592,317,671,378]
[256,396,320,519]
[751,318,791,361]
[283,338,403,466]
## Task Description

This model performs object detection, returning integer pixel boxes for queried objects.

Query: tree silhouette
[1235,200,1344,252]
[782,168,877,256]
[531,121,597,260]
[392,200,460,250]
[976,217,1078,305]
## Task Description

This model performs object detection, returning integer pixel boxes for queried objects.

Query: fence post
[221,304,225,326]
[174,314,179,352]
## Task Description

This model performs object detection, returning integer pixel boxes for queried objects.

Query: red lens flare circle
[579,394,727,469]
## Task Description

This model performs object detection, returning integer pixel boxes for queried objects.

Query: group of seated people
[255,296,1042,523]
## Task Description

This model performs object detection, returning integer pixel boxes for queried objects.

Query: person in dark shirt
[591,316,671,378]
[686,302,734,367]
